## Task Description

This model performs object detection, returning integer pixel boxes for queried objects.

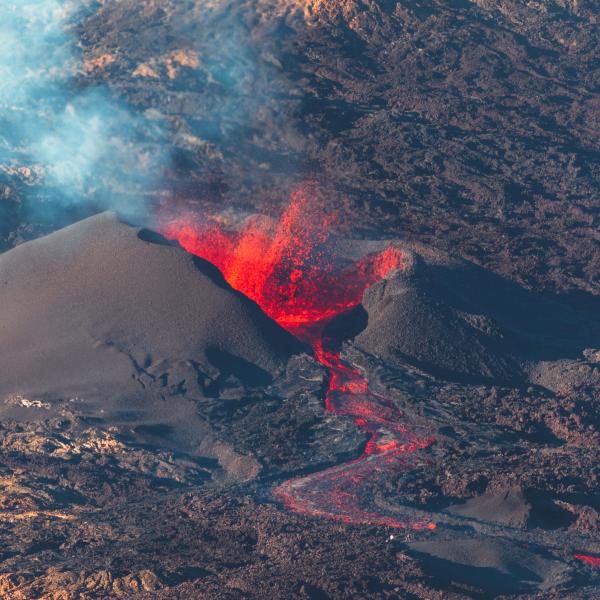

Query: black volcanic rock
[56,0,598,298]
[0,2,599,598]
[0,212,302,401]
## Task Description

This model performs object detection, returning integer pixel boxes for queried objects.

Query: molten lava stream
[276,322,436,530]
[160,186,436,530]
[575,554,600,568]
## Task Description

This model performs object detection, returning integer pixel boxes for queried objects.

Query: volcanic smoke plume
[0,1,166,227]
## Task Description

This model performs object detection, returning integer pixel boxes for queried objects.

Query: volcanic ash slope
[349,242,600,387]
[0,212,303,403]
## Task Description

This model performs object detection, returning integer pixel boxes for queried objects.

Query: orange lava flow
[160,184,436,530]
[274,321,436,530]
[575,554,600,568]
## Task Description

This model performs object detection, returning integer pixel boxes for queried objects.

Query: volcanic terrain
[0,1,599,599]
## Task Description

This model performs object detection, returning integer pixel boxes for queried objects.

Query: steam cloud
[0,0,298,239]
[0,1,167,222]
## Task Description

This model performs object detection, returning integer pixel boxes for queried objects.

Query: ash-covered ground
[0,1,599,599]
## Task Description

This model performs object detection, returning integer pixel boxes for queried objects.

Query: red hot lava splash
[161,186,404,329]
[161,184,436,530]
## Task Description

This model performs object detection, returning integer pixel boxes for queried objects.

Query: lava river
[160,185,436,530]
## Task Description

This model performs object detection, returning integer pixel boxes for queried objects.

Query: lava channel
[575,554,600,568]
[160,184,436,530]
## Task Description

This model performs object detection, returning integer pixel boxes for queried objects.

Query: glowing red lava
[161,186,404,329]
[575,554,600,568]
[160,183,436,530]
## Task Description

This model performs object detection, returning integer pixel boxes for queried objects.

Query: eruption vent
[161,184,435,529]
[161,184,404,329]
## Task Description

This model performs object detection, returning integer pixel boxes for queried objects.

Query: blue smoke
[0,1,167,222]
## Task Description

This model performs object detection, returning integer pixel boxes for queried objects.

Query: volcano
[161,204,600,536]
[350,241,600,386]
[1,0,600,598]
[0,212,314,472]
[1,211,600,598]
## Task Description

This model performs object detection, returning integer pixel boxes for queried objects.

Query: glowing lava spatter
[161,184,435,530]
[161,185,404,328]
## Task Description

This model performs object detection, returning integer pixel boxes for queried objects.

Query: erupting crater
[160,184,436,529]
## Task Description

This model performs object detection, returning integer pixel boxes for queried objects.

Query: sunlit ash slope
[0,212,302,402]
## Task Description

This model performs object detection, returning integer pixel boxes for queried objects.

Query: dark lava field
[1,1,599,599]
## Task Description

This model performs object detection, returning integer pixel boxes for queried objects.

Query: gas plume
[0,1,166,223]
[0,0,297,233]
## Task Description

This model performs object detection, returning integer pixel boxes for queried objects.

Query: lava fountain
[160,183,436,530]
